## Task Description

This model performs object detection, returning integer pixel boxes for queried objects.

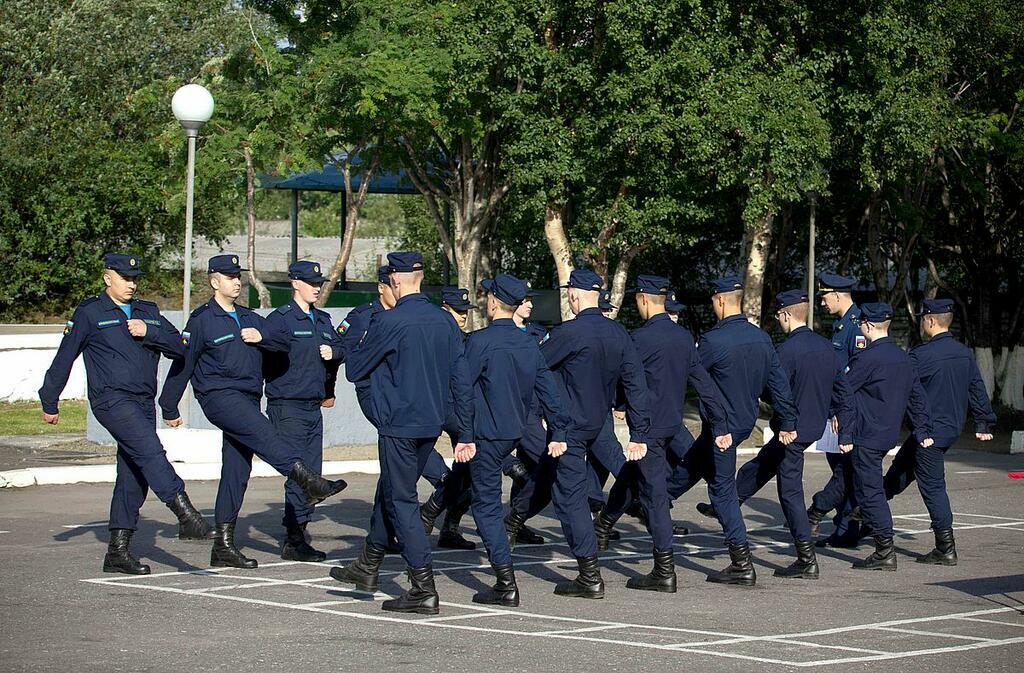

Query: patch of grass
[0,400,87,435]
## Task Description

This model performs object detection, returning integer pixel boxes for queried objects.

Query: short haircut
[786,302,809,322]
[643,294,666,306]
[491,296,517,313]
[718,289,743,305]
[930,313,953,328]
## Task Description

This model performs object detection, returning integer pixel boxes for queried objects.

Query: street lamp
[171,83,213,425]
[807,188,817,330]
[171,83,214,319]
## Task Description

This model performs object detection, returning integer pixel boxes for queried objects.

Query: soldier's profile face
[103,270,136,304]
[211,272,242,300]
[293,279,321,305]
[515,298,533,320]
[378,282,396,309]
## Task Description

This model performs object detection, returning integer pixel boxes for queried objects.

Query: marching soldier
[587,289,626,513]
[263,260,346,562]
[159,254,347,569]
[808,272,864,547]
[506,269,650,599]
[595,275,730,592]
[859,298,995,565]
[330,252,474,615]
[39,253,212,574]
[695,289,853,578]
[665,276,798,586]
[840,302,933,570]
[464,274,571,606]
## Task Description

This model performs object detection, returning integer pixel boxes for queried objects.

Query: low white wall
[0,332,86,402]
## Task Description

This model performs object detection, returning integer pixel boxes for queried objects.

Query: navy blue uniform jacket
[159,299,290,418]
[344,293,472,442]
[263,300,345,401]
[541,307,650,442]
[630,313,728,439]
[844,337,932,450]
[465,318,570,442]
[40,293,185,414]
[909,332,996,446]
[772,326,853,444]
[697,314,797,437]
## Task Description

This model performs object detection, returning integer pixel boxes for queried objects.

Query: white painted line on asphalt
[955,470,987,474]
[61,522,107,529]
[767,606,1023,639]
[532,625,626,635]
[782,637,1024,667]
[871,626,996,642]
[956,617,1024,628]
[298,599,364,608]
[763,638,891,655]
[418,611,516,623]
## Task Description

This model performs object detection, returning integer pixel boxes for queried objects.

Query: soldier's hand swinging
[625,442,646,461]
[240,328,262,343]
[321,398,336,408]
[127,319,147,338]
[42,412,59,425]
[714,433,732,450]
[831,416,839,434]
[547,441,567,458]
[976,432,993,441]
[779,430,798,446]
[612,410,625,421]
[920,437,934,448]
[164,417,183,428]
[839,443,853,453]
[319,345,332,360]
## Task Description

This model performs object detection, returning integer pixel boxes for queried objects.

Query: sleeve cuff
[779,419,797,432]
[628,431,647,444]
[161,406,180,421]
[550,428,567,443]
[711,423,729,438]
[974,422,991,433]
[41,401,59,415]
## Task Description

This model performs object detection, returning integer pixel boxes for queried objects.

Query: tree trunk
[998,346,1024,410]
[544,203,574,321]
[242,143,271,309]
[320,150,381,306]
[974,347,996,402]
[742,213,775,326]
[607,244,646,320]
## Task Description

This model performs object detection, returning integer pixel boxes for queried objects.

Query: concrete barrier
[0,330,86,402]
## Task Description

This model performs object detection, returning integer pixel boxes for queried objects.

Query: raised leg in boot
[166,491,213,540]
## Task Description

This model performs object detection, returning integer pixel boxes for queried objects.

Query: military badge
[855,335,867,349]
[338,319,350,335]
[181,331,191,347]
[63,320,74,336]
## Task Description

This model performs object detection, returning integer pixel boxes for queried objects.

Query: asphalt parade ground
[1,449,1022,672]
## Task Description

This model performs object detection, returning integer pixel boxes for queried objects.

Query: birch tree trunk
[242,142,271,309]
[544,203,574,321]
[742,213,775,326]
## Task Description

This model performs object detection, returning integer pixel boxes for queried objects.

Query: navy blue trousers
[267,399,323,528]
[511,431,599,558]
[811,432,862,540]
[198,390,300,524]
[587,415,624,506]
[851,444,893,538]
[366,435,439,569]
[667,427,749,545]
[92,395,185,530]
[884,436,954,530]
[469,439,518,565]
[508,415,547,515]
[605,435,673,550]
[733,438,813,542]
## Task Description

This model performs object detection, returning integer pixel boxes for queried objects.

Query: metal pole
[339,190,347,287]
[180,129,199,425]
[807,192,817,329]
[290,189,299,263]
[442,202,452,286]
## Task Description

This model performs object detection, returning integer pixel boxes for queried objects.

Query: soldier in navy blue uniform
[263,261,346,562]
[665,290,686,323]
[39,253,212,574]
[807,272,865,547]
[840,303,933,570]
[594,275,730,592]
[464,274,571,606]
[502,285,552,546]
[694,289,854,579]
[665,276,798,586]
[867,299,995,565]
[505,269,650,599]
[419,287,477,551]
[160,255,347,569]
[586,289,627,513]
[329,252,473,615]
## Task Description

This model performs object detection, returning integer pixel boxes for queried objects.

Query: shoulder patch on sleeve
[63,320,74,336]
[855,335,867,349]
[181,331,191,347]
[338,319,351,335]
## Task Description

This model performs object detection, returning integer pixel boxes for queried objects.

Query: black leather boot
[288,461,347,505]
[807,505,828,537]
[707,542,757,586]
[916,528,957,566]
[516,526,545,545]
[554,556,605,598]
[593,510,617,551]
[852,535,897,571]
[329,543,386,592]
[382,566,439,614]
[210,522,257,569]
[103,529,150,575]
[626,548,677,593]
[281,523,326,562]
[774,540,819,579]
[672,522,690,536]
[166,491,213,540]
[473,562,520,607]
[420,494,444,536]
[438,506,476,550]
[503,459,530,489]
[505,510,529,550]
[696,502,719,520]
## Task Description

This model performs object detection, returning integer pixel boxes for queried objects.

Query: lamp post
[171,84,214,424]
[807,188,817,330]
